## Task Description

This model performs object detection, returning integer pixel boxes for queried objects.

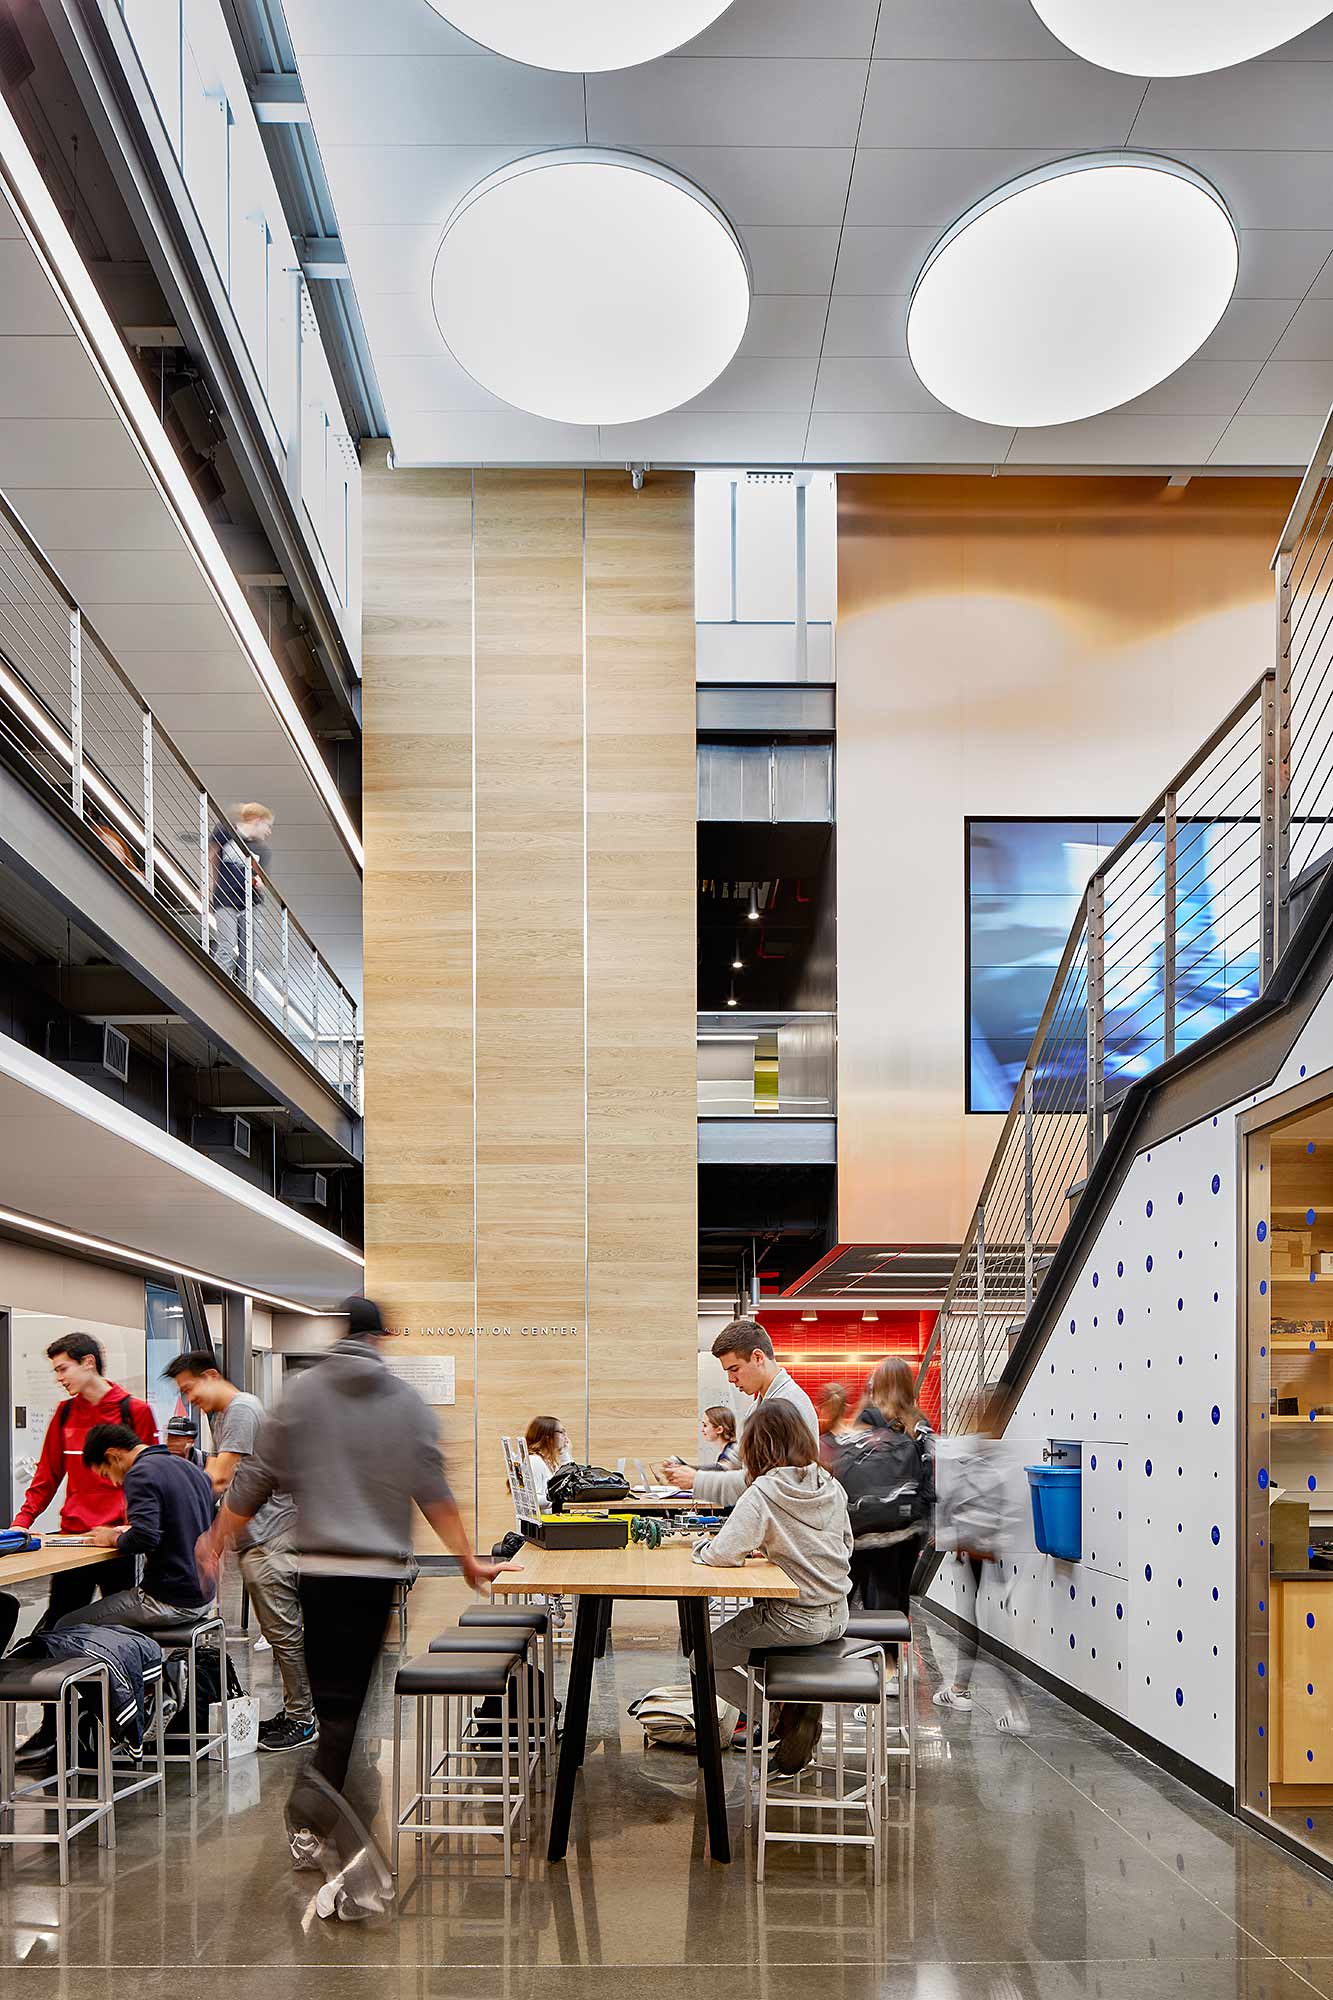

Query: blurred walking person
[930,1410,1030,1735]
[209,802,273,987]
[200,1296,500,1921]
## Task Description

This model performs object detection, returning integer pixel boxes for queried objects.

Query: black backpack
[544,1463,629,1512]
[58,1394,134,1433]
[830,1425,930,1539]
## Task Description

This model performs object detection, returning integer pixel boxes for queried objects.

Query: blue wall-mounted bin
[1026,1464,1082,1561]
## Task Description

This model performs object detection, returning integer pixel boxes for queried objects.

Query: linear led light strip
[0,659,328,1045]
[0,96,364,873]
[0,1203,350,1314]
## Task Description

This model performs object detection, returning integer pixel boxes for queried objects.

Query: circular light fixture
[431,151,749,426]
[423,1,736,71]
[1029,0,1333,76]
[907,154,1237,429]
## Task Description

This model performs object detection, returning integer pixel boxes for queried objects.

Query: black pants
[850,1539,918,1615]
[289,1573,395,1848]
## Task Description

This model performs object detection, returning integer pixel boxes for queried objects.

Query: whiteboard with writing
[385,1354,456,1407]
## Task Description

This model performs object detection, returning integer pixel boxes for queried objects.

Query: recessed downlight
[422,0,736,71]
[431,151,750,426]
[907,154,1237,430]
[1030,0,1333,76]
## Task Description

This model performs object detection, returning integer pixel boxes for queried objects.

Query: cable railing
[920,405,1333,1433]
[0,488,359,1108]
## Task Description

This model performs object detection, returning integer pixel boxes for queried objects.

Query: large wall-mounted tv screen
[966,817,1262,1113]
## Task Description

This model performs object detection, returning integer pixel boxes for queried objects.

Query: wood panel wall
[362,453,697,1538]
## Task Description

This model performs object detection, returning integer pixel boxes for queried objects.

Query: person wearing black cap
[199,1295,501,1922]
[165,1415,207,1470]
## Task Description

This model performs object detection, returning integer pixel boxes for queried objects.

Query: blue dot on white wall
[1091,1455,1097,1469]
[1116,1603,1123,1619]
[1118,1309,1124,1325]
[1178,1297,1184,1311]
[1260,1281,1268,1296]
[1257,1221,1268,1241]
[1147,1201,1154,1218]
[1178,1192,1184,1205]
[1212,1406,1221,1425]
[1145,1564,1153,1581]
[1212,1175,1221,1195]
[1147,1255,1154,1272]
[1093,1272,1099,1288]
[1213,1587,1219,1600]
[1212,1526,1221,1543]
[1146,1460,1153,1476]
[1177,1410,1183,1423]
[1176,1689,1184,1706]
[1311,1476,1319,1493]
[1070,1319,1076,1334]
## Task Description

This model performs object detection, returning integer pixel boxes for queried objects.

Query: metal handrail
[0,484,359,1107]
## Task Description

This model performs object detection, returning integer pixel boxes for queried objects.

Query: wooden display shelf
[1272,1341,1333,1352]
[1271,1415,1333,1426]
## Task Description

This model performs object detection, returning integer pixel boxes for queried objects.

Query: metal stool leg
[501,1667,513,1879]
[744,1666,754,1830]
[543,1621,555,1779]
[54,1689,70,1887]
[391,1693,402,1879]
[756,1680,771,1884]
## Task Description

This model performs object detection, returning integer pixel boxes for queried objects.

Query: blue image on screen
[967,818,1262,1113]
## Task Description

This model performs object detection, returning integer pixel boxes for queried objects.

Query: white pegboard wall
[927,981,1333,1783]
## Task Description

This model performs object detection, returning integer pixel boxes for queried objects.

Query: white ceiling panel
[644,147,854,227]
[287,9,1333,473]
[297,54,584,146]
[822,296,910,358]
[813,356,954,415]
[0,419,147,488]
[860,61,1146,150]
[740,227,841,296]
[874,0,1070,59]
[1132,65,1331,152]
[1235,230,1333,300]
[1209,414,1329,465]
[1005,414,1230,466]
[45,548,213,606]
[1195,300,1301,363]
[6,487,182,553]
[681,0,880,58]
[804,411,1014,463]
[1273,299,1333,361]
[388,411,601,465]
[736,296,830,359]
[845,148,1047,228]
[586,59,868,148]
[1238,361,1333,416]
[832,227,942,296]
[677,358,819,413]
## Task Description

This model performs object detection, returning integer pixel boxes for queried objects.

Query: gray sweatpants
[708,1600,847,1714]
[240,1542,314,1726]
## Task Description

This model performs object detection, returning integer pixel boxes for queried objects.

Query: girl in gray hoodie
[695,1402,852,1772]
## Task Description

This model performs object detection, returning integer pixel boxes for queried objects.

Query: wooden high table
[493,1542,797,1864]
[0,1543,117,1588]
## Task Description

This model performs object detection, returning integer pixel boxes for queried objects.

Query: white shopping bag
[209,1693,260,1760]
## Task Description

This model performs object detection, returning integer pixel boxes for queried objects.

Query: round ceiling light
[422,1,736,71]
[906,154,1237,430]
[1029,0,1333,76]
[431,151,750,426]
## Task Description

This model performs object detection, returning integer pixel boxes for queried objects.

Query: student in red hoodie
[9,1331,157,1771]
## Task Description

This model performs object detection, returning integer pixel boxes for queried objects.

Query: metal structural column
[1162,791,1177,1056]
[222,1291,252,1391]
[1085,877,1105,1168]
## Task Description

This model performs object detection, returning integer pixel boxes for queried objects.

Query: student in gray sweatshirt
[694,1400,851,1774]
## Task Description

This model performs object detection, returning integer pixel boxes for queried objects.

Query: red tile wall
[755,1306,939,1426]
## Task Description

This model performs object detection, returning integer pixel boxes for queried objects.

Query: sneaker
[995,1711,1030,1736]
[289,1827,326,1873]
[260,1718,318,1753]
[253,1636,272,1654]
[933,1687,973,1711]
[729,1717,759,1751]
[773,1702,823,1775]
[259,1709,286,1737]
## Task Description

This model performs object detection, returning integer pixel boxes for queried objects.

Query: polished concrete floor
[3,1576,1333,1998]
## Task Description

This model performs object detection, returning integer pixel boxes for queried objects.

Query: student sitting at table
[670,1405,738,1473]
[693,1401,851,1776]
[524,1416,570,1510]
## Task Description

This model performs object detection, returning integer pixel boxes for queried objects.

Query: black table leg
[683,1596,732,1863]
[595,1596,613,1660]
[547,1593,604,1863]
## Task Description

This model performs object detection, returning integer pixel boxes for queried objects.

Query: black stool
[460,1603,556,1778]
[845,1610,915,1789]
[140,1615,230,1794]
[746,1639,885,1883]
[392,1648,529,1879]
[0,1657,115,1883]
